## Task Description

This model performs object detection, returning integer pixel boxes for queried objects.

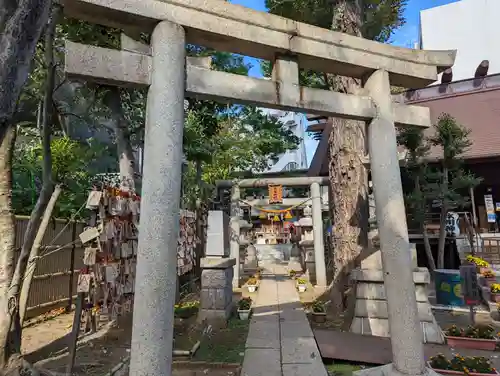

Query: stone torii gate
[61,0,455,375]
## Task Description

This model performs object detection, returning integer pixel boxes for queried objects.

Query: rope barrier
[238,197,312,213]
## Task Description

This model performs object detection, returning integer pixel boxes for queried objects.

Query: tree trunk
[415,176,436,272]
[0,124,17,369]
[19,185,62,325]
[437,167,449,269]
[328,0,369,316]
[103,87,136,192]
[421,225,436,272]
[0,0,52,133]
[0,5,58,371]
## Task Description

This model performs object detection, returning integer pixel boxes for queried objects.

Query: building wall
[420,0,500,82]
[259,109,308,172]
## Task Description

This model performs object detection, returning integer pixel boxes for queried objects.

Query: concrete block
[421,321,445,344]
[351,317,390,337]
[354,364,444,376]
[201,267,233,289]
[351,268,430,284]
[241,348,281,376]
[282,362,329,376]
[360,244,417,270]
[356,283,428,302]
[200,287,232,310]
[354,299,434,322]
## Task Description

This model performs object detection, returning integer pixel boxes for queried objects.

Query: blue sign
[487,213,496,223]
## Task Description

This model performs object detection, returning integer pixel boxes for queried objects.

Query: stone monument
[198,210,235,325]
[298,206,315,283]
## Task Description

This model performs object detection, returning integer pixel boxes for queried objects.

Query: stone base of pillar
[350,249,444,344]
[353,363,440,376]
[199,257,235,327]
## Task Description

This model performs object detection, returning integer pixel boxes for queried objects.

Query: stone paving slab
[241,264,328,376]
[246,320,280,349]
[241,348,281,376]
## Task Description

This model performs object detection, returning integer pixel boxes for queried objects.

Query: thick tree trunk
[0,0,52,133]
[328,0,369,316]
[0,124,17,369]
[103,87,136,191]
[0,5,57,373]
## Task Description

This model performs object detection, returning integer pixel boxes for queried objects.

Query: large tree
[265,0,407,316]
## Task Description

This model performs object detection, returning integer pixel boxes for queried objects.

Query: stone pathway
[241,264,328,376]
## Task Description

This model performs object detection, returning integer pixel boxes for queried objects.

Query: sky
[228,0,461,166]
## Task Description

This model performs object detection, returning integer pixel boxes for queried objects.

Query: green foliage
[398,114,481,228]
[262,0,407,87]
[265,0,407,41]
[13,129,108,218]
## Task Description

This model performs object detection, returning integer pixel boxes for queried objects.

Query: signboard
[496,202,500,212]
[268,185,283,204]
[460,265,480,306]
[485,194,496,223]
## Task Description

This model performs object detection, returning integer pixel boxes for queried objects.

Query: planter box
[491,293,500,303]
[238,309,251,320]
[247,285,257,293]
[297,284,307,293]
[485,278,496,288]
[444,335,498,351]
[312,312,326,323]
[428,362,499,376]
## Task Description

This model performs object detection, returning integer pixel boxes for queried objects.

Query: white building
[260,109,308,172]
[419,0,500,82]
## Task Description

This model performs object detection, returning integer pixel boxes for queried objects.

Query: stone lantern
[298,205,315,283]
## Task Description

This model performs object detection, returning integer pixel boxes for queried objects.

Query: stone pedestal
[350,247,444,344]
[353,363,442,376]
[199,257,235,325]
[299,239,315,283]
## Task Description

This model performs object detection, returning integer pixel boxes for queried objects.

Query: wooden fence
[14,216,86,320]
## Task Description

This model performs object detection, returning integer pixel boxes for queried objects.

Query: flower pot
[485,278,497,287]
[312,312,327,323]
[247,285,257,293]
[297,284,306,293]
[480,267,491,274]
[444,335,498,351]
[491,293,500,303]
[428,362,499,376]
[238,309,251,320]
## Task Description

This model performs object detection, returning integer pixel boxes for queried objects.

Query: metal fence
[14,216,86,319]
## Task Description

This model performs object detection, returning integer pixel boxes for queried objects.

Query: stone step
[356,282,429,302]
[354,299,434,321]
[350,317,444,344]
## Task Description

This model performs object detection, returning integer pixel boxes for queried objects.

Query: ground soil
[23,289,250,375]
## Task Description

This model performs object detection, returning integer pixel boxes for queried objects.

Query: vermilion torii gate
[61,0,455,375]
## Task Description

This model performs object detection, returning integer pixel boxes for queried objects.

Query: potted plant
[296,278,307,293]
[444,324,498,351]
[311,301,327,323]
[491,284,500,303]
[247,277,258,293]
[466,255,490,273]
[237,297,252,320]
[289,270,297,280]
[429,353,499,375]
[482,269,496,287]
[254,268,262,280]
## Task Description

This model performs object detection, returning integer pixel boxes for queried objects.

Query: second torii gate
[60,0,455,375]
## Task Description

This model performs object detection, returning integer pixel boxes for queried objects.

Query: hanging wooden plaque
[268,185,283,204]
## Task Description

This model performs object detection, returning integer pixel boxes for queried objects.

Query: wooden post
[67,220,77,312]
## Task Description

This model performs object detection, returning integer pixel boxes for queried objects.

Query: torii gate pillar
[129,20,186,376]
[354,70,433,376]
